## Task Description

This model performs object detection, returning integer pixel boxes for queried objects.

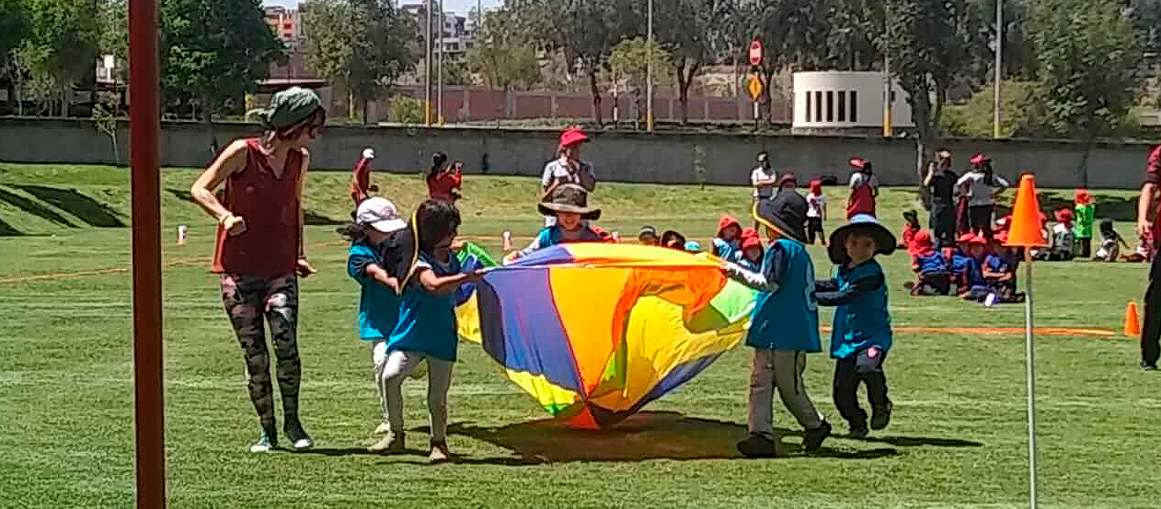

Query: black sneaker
[871,402,893,430]
[736,433,779,458]
[849,421,869,439]
[1142,360,1158,372]
[284,415,315,451]
[250,421,278,453]
[802,421,832,453]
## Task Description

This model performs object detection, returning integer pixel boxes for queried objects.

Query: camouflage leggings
[220,273,301,424]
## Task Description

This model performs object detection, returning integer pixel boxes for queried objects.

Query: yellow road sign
[747,76,763,102]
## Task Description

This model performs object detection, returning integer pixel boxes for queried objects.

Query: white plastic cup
[177,225,188,245]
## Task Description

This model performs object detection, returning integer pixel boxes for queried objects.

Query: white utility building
[792,71,913,134]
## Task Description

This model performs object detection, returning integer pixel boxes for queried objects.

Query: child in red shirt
[426,153,463,202]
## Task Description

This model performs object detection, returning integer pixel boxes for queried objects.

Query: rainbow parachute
[457,242,754,429]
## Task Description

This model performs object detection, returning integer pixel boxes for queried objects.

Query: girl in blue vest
[722,190,831,457]
[340,197,409,452]
[504,183,603,264]
[377,199,484,462]
[816,215,896,438]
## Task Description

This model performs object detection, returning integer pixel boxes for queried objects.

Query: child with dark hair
[816,215,896,438]
[661,230,688,251]
[376,199,483,462]
[504,183,603,264]
[426,153,463,202]
[846,158,878,219]
[900,210,922,254]
[1094,219,1130,262]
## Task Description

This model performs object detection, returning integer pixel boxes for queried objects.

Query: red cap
[742,236,762,250]
[809,180,822,194]
[560,128,590,147]
[741,227,759,241]
[718,215,741,236]
[849,157,868,169]
[970,153,990,166]
[912,230,935,255]
[1075,189,1091,205]
[1054,208,1074,223]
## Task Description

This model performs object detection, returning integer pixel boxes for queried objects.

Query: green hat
[254,87,322,129]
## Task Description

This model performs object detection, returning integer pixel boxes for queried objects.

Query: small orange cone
[1125,301,1142,337]
[1005,175,1048,248]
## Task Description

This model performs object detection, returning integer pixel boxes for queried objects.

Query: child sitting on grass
[815,214,895,438]
[661,230,687,250]
[377,199,484,462]
[1047,208,1076,261]
[722,192,832,457]
[504,184,602,264]
[899,210,922,254]
[949,233,975,294]
[738,235,764,272]
[713,216,744,261]
[905,230,950,296]
[982,232,1025,304]
[959,235,991,302]
[1094,219,1130,262]
[340,198,408,449]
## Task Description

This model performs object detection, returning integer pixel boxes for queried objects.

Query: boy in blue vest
[722,191,831,457]
[816,215,895,438]
[504,183,602,264]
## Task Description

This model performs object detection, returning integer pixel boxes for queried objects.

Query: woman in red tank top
[190,87,324,453]
[846,157,878,219]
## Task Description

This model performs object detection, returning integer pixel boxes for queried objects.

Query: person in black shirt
[924,149,958,249]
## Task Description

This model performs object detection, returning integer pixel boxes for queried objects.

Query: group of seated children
[904,211,1025,304]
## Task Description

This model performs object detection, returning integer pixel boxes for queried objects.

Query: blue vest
[745,238,821,352]
[387,252,462,362]
[535,225,601,248]
[829,259,893,359]
[713,238,742,262]
[916,251,948,275]
[346,243,401,340]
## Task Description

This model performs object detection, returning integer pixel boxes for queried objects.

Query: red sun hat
[1075,189,1092,205]
[742,236,763,250]
[559,128,590,147]
[967,235,987,246]
[718,215,741,236]
[1054,208,1074,223]
[912,230,935,255]
[848,157,869,169]
[970,153,990,166]
[957,233,977,244]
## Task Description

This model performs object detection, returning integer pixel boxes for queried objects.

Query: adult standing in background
[751,151,778,203]
[190,87,323,453]
[1138,144,1161,371]
[924,149,959,248]
[956,154,1010,239]
[846,157,878,219]
[541,128,596,227]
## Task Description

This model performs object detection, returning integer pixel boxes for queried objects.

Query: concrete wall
[0,118,1154,190]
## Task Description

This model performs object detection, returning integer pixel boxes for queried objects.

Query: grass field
[0,164,1157,509]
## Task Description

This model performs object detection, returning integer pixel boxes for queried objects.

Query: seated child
[907,230,950,296]
[738,235,764,272]
[638,225,660,246]
[815,214,895,438]
[722,192,831,457]
[505,184,602,264]
[899,210,922,254]
[342,198,407,447]
[1047,208,1076,261]
[1094,219,1130,262]
[982,232,1025,303]
[949,233,976,293]
[661,230,687,251]
[377,199,484,462]
[713,216,744,261]
[958,235,991,301]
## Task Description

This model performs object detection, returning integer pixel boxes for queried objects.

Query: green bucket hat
[253,87,322,129]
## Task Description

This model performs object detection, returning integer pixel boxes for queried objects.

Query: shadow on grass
[436,411,947,464]
[12,185,125,227]
[0,217,21,236]
[0,187,76,227]
[166,188,344,226]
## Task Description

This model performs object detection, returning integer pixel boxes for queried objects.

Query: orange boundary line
[821,326,1116,338]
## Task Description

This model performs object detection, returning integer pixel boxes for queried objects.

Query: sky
[263,0,501,15]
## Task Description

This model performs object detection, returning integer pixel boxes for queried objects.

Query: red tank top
[847,181,877,219]
[212,139,303,276]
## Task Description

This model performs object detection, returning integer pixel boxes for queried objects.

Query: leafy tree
[745,0,831,122]
[160,0,284,139]
[608,36,670,125]
[387,94,424,123]
[303,0,417,124]
[97,0,128,83]
[824,0,883,71]
[940,81,1038,137]
[467,6,539,93]
[0,0,31,113]
[653,0,721,124]
[17,0,99,117]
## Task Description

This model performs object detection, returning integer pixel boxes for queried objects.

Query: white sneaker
[289,437,314,451]
[373,422,390,435]
[983,293,997,308]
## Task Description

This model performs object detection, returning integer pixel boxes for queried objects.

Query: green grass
[0,164,1156,508]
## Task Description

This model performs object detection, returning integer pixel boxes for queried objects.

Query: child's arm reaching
[722,244,785,293]
[815,273,885,306]
[348,251,400,293]
[1118,233,1132,250]
[363,263,400,293]
[416,266,484,295]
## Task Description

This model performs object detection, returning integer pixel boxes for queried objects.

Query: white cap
[355,197,406,233]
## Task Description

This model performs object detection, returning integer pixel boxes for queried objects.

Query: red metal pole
[129,0,166,508]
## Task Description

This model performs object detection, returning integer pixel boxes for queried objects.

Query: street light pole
[646,0,654,132]
[994,0,1003,138]
[425,0,433,125]
[438,0,444,124]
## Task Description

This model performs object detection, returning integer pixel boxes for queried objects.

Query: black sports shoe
[1141,360,1158,372]
[736,433,779,458]
[802,421,832,453]
[848,421,869,439]
[871,402,893,430]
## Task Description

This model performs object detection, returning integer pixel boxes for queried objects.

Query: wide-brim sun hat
[538,183,601,220]
[559,128,590,147]
[356,197,407,233]
[753,190,808,243]
[828,214,897,264]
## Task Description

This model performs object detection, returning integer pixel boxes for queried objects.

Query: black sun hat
[538,183,601,220]
[827,214,897,264]
[753,190,808,243]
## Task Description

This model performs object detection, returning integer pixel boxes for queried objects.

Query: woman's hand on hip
[296,258,317,278]
[222,214,247,236]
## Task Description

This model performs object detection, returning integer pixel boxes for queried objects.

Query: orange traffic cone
[1125,301,1142,337]
[1005,174,1048,248]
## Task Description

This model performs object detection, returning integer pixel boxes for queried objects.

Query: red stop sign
[749,40,763,66]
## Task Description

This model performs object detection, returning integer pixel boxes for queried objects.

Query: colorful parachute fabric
[464,243,755,429]
[455,241,497,343]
